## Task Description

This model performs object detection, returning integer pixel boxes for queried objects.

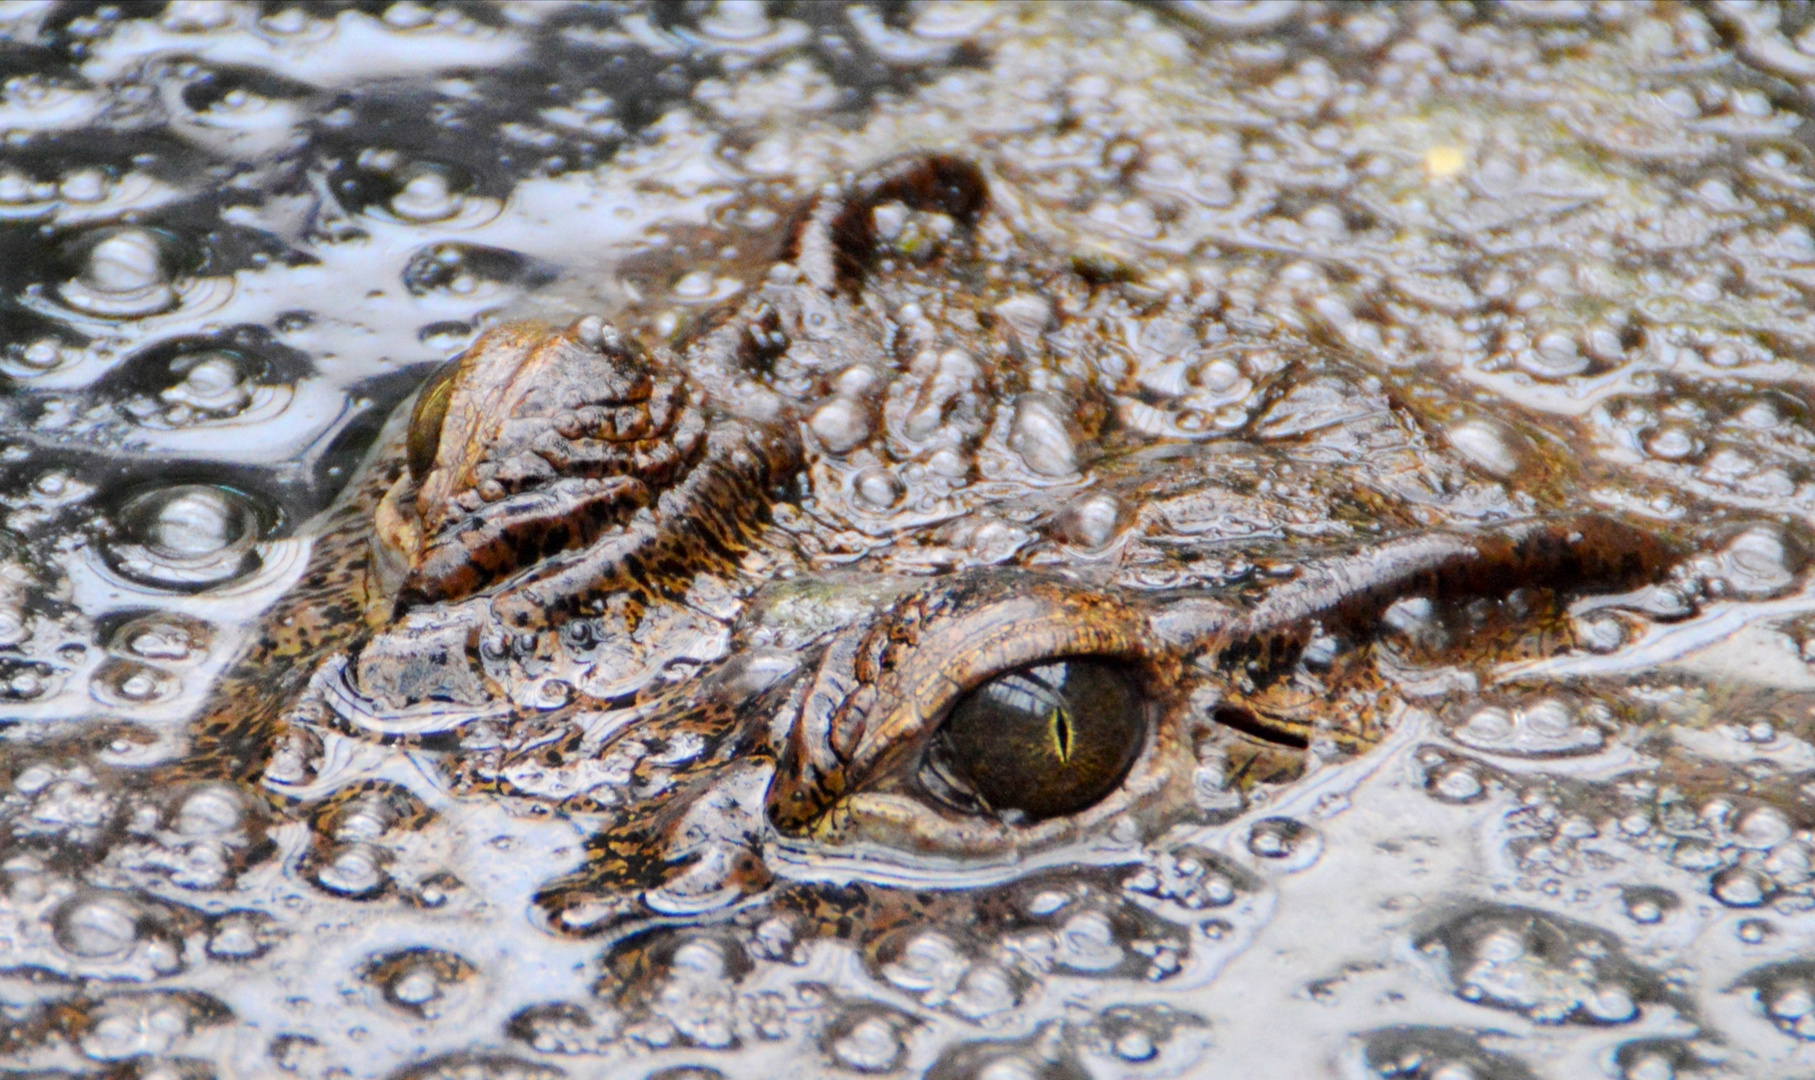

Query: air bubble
[1621,888,1676,925]
[1516,332,1590,379]
[809,396,872,455]
[54,893,142,957]
[1644,427,1703,462]
[1361,1025,1535,1080]
[0,605,25,648]
[389,165,469,223]
[1737,807,1792,849]
[1056,494,1121,549]
[1712,866,1775,908]
[12,337,71,373]
[1247,816,1314,860]
[1738,961,1815,1039]
[925,1038,1086,1080]
[1055,910,1125,973]
[310,842,389,898]
[1461,707,1514,741]
[1447,420,1520,476]
[157,351,254,418]
[1008,394,1079,478]
[114,613,210,664]
[207,912,276,960]
[105,484,265,592]
[175,784,244,837]
[881,931,969,994]
[826,1007,912,1073]
[402,242,533,297]
[1431,765,1485,803]
[1710,525,1802,599]
[56,227,180,318]
[852,467,904,510]
[1452,699,1602,756]
[1615,1040,1693,1080]
[365,948,477,1019]
[1575,613,1628,653]
[1523,700,1571,738]
[995,294,1053,340]
[91,659,178,706]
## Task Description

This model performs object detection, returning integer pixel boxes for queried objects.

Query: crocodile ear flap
[792,153,989,292]
[535,758,775,937]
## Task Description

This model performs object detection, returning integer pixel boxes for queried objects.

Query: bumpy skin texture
[185,155,1675,940]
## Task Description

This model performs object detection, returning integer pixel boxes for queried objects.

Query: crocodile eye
[406,362,459,482]
[941,658,1144,822]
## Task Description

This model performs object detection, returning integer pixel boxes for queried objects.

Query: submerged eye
[941,658,1144,822]
[406,362,459,482]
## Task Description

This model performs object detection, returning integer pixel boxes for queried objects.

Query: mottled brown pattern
[186,154,1679,945]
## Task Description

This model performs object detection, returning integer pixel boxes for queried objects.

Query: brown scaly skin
[177,154,1680,944]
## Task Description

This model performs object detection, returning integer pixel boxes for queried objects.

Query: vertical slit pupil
[940,657,1144,822]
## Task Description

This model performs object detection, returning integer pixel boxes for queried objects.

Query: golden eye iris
[406,362,459,483]
[942,658,1144,822]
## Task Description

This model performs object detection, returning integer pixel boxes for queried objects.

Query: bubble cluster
[1417,905,1668,1025]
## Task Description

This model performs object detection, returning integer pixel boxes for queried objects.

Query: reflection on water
[2,2,1815,1077]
